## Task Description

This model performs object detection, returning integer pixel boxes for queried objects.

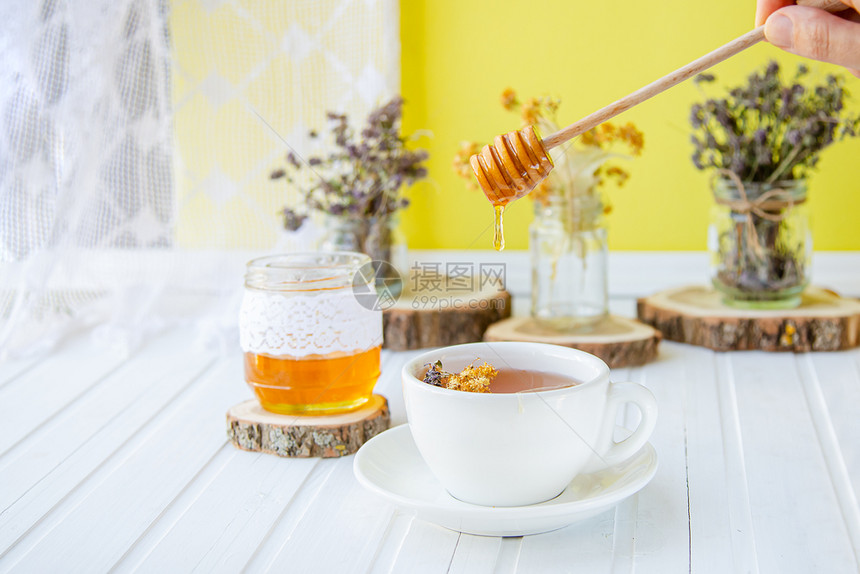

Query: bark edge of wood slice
[383,278,512,351]
[636,285,860,352]
[483,315,661,368]
[226,395,390,458]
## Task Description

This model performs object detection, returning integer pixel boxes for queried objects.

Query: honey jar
[239,252,382,415]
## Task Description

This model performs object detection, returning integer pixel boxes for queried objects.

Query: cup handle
[589,382,658,470]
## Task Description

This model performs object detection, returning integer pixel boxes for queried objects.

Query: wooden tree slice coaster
[226,395,390,458]
[483,315,661,368]
[383,275,511,350]
[636,285,860,352]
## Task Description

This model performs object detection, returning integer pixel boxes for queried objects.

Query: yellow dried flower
[541,95,561,115]
[598,123,616,143]
[529,179,555,206]
[604,165,630,186]
[443,361,498,393]
[518,96,560,126]
[453,141,482,188]
[500,88,518,111]
[520,97,541,125]
[579,128,597,147]
[618,122,644,155]
[580,122,643,155]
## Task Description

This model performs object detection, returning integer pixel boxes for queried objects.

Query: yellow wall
[399,0,860,251]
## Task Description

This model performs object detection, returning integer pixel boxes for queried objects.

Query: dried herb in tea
[422,360,498,393]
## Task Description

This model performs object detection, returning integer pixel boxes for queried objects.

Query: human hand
[755,0,860,77]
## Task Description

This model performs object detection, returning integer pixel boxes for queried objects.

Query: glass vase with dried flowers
[270,96,428,275]
[454,89,644,331]
[691,62,859,309]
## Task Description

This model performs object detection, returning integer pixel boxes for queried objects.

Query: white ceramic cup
[401,341,658,507]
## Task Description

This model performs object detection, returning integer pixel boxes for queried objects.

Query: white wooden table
[2,252,860,573]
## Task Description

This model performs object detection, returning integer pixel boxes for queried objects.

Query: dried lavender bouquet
[690,62,859,302]
[271,96,428,264]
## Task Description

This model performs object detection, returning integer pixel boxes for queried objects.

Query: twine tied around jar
[710,169,804,259]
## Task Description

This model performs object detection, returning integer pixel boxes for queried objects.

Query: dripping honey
[493,204,505,251]
[245,346,381,415]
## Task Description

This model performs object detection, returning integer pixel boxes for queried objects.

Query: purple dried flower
[270,96,428,230]
[787,130,802,146]
[422,361,447,386]
[689,61,859,182]
[282,208,307,232]
[689,105,704,128]
[766,61,780,78]
[692,153,704,170]
[705,133,718,149]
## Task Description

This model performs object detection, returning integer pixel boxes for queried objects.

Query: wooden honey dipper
[471,0,850,208]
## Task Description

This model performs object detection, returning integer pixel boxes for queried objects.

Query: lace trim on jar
[239,289,382,357]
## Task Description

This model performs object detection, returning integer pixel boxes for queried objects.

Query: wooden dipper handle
[541,0,851,150]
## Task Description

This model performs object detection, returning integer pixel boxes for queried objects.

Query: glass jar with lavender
[709,177,811,309]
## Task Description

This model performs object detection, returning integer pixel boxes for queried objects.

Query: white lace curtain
[0,0,400,359]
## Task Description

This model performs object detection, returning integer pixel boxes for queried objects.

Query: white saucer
[353,424,658,536]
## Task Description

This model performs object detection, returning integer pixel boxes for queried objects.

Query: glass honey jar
[239,252,382,415]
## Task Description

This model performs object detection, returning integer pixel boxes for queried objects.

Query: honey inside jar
[244,346,381,415]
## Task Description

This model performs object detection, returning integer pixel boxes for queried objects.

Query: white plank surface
[368,511,416,573]
[0,352,244,572]
[729,352,857,573]
[683,349,735,574]
[2,266,860,573]
[0,334,132,455]
[796,354,860,562]
[113,450,320,573]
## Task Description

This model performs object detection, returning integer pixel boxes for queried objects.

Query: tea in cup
[401,342,657,507]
